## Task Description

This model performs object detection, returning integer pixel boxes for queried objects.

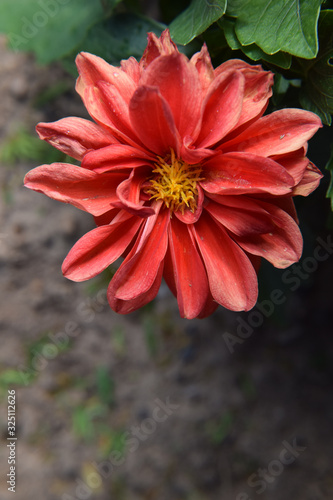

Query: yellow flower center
[147,149,203,214]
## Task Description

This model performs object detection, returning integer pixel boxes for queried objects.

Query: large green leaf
[169,0,227,45]
[299,10,333,126]
[226,0,322,59]
[0,0,106,63]
[220,18,292,69]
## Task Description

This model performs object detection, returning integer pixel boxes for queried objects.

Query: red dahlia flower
[24,29,323,319]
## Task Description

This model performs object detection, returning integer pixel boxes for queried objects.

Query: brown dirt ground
[0,35,333,500]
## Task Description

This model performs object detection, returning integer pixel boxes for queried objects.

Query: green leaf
[299,10,333,126]
[169,0,227,45]
[0,0,106,64]
[325,144,333,210]
[226,0,322,59]
[220,18,292,69]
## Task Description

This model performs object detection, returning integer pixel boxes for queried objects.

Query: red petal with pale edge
[234,201,303,268]
[76,52,135,103]
[36,118,114,161]
[201,152,294,195]
[82,144,154,173]
[214,59,264,78]
[235,69,273,128]
[190,44,215,93]
[24,163,125,216]
[292,162,323,196]
[191,213,258,311]
[129,85,180,156]
[110,209,169,301]
[62,216,143,281]
[140,52,202,139]
[195,72,244,148]
[168,217,209,319]
[221,109,322,157]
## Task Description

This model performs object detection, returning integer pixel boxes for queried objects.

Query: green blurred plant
[205,412,234,445]
[0,128,62,165]
[71,366,128,459]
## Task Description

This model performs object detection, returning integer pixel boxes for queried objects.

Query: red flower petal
[82,144,154,173]
[191,213,258,311]
[194,72,245,148]
[197,294,219,318]
[24,163,125,216]
[271,149,310,185]
[201,152,294,195]
[205,196,275,236]
[82,85,140,147]
[36,118,114,161]
[129,85,181,156]
[213,60,273,128]
[76,52,135,103]
[222,109,322,156]
[108,261,164,314]
[94,208,120,226]
[113,168,156,217]
[181,139,215,164]
[140,30,178,69]
[167,217,209,319]
[140,52,202,138]
[97,81,144,142]
[120,57,141,84]
[268,197,298,223]
[234,201,303,268]
[62,215,143,281]
[174,184,204,224]
[109,208,169,301]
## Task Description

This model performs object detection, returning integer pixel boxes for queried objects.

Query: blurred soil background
[0,34,333,500]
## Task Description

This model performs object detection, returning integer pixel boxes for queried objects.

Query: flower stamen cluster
[147,149,203,214]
